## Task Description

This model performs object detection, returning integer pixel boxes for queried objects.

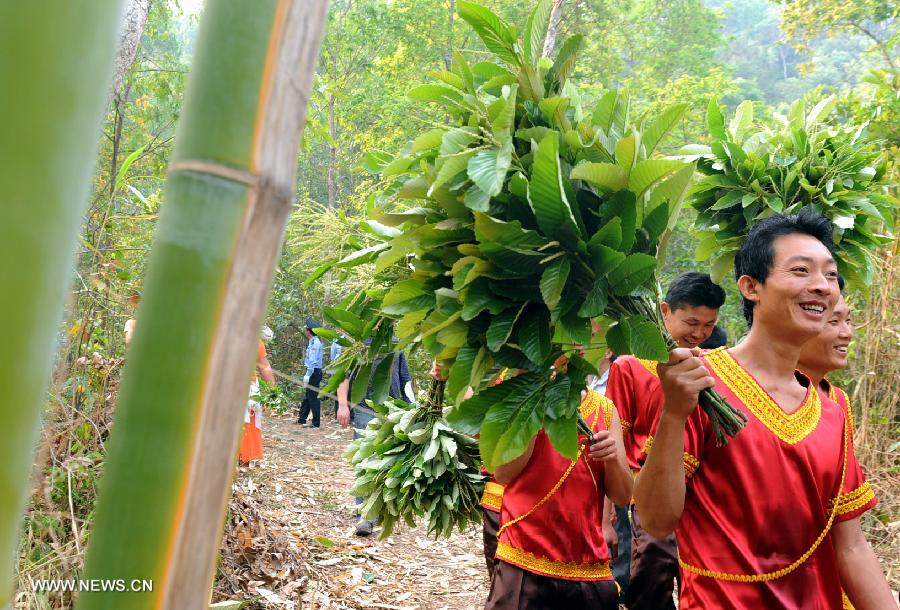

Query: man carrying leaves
[635,211,895,609]
[484,384,632,610]
[606,272,725,610]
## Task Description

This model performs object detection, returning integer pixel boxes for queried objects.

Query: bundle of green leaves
[311,0,746,473]
[347,397,484,539]
[685,97,896,288]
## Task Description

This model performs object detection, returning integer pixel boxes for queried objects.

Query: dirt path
[216,412,491,610]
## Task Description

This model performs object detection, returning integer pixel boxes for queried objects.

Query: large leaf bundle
[686,97,896,287]
[347,396,484,539]
[314,0,705,471]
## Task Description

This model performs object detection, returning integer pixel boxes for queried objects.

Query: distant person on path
[337,349,414,536]
[123,290,140,348]
[240,326,275,466]
[329,338,343,418]
[297,318,324,428]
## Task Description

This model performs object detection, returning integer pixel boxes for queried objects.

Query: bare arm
[593,408,632,506]
[258,355,275,383]
[634,348,713,539]
[337,379,351,429]
[602,498,618,560]
[833,518,898,609]
[493,435,537,485]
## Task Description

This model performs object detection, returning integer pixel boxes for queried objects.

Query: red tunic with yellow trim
[495,391,616,581]
[480,469,504,513]
[605,356,662,471]
[676,348,876,609]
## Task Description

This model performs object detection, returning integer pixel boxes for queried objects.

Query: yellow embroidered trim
[706,348,821,444]
[842,590,855,610]
[683,453,700,479]
[829,385,855,430]
[829,482,875,516]
[679,400,850,582]
[599,394,615,429]
[636,358,659,377]
[496,541,612,580]
[481,481,505,511]
[642,435,654,455]
[499,393,600,538]
[621,420,632,432]
[481,489,503,512]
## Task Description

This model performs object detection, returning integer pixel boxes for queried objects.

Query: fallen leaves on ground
[214,412,490,609]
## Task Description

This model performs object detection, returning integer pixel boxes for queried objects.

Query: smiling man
[634,210,895,609]
[605,272,725,610]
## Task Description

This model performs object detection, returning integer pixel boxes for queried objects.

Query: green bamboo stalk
[77,2,328,609]
[0,3,124,608]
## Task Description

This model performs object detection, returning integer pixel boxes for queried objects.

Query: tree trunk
[541,0,565,58]
[444,0,455,70]
[0,2,125,608]
[77,1,330,609]
[107,0,151,110]
[327,56,337,208]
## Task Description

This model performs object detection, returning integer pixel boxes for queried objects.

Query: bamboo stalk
[0,2,124,608]
[77,2,328,609]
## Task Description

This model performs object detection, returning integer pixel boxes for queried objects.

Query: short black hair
[700,325,728,349]
[837,273,845,293]
[734,208,836,326]
[664,272,726,311]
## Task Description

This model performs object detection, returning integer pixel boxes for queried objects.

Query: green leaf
[588,217,622,251]
[461,278,507,320]
[628,160,684,200]
[350,364,372,405]
[323,307,365,338]
[650,163,696,231]
[591,89,629,135]
[709,250,737,283]
[486,304,526,351]
[464,184,492,211]
[480,384,545,470]
[605,319,632,355]
[529,131,584,243]
[601,190,637,251]
[334,243,390,268]
[524,0,553,64]
[570,162,626,191]
[448,345,478,404]
[370,353,397,404]
[628,318,668,361]
[608,253,656,296]
[641,104,687,157]
[473,212,548,250]
[114,145,146,192]
[728,100,754,143]
[412,128,446,153]
[544,412,579,460]
[643,203,669,243]
[577,277,608,317]
[539,257,571,311]
[711,190,744,210]
[383,279,435,315]
[545,34,584,91]
[490,85,518,137]
[467,140,513,197]
[707,97,725,141]
[448,372,541,435]
[408,84,464,106]
[302,261,334,288]
[518,306,551,365]
[615,133,637,176]
[457,1,520,66]
[588,243,626,276]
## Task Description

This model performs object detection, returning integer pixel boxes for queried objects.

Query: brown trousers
[482,507,500,579]
[485,560,618,610]
[625,505,678,610]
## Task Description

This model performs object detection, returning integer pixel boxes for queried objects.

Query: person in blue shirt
[297,318,324,428]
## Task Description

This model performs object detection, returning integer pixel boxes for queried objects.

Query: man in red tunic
[484,389,633,609]
[605,272,725,610]
[635,210,896,609]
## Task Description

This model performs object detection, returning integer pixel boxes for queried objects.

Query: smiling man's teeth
[800,304,825,313]
[835,346,848,353]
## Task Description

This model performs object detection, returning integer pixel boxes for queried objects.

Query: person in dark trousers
[337,350,414,536]
[297,318,324,428]
[699,324,728,350]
